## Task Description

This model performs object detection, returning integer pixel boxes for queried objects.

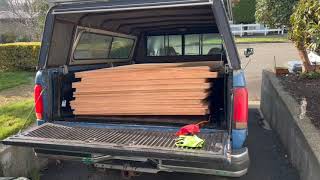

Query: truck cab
[3,0,249,177]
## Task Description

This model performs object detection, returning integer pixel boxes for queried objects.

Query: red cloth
[175,124,200,136]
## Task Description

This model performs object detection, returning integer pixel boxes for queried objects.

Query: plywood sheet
[71,64,217,116]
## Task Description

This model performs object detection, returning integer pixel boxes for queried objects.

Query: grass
[0,71,34,91]
[29,168,41,180]
[235,35,290,43]
[201,35,289,44]
[0,99,35,140]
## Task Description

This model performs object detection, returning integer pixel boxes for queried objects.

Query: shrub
[255,0,298,28]
[289,0,320,72]
[16,36,32,42]
[301,72,320,79]
[0,42,41,71]
[0,33,17,43]
[290,0,320,53]
[233,0,256,24]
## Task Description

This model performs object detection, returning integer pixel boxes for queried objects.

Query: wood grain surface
[71,63,217,116]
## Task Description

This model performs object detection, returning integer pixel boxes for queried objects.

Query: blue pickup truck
[3,0,249,178]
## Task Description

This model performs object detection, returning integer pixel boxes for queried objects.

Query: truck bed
[3,123,229,161]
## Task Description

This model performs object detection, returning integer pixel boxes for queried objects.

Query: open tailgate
[2,123,229,162]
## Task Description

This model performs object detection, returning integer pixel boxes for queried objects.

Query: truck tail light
[34,84,43,120]
[233,87,248,129]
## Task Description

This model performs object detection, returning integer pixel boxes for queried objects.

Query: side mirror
[244,48,254,58]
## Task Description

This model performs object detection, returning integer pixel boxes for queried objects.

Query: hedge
[0,42,41,71]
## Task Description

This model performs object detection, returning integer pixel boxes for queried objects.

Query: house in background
[0,11,30,43]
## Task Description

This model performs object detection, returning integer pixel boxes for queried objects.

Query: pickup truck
[3,0,249,178]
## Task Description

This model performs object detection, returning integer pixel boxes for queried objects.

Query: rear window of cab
[147,33,224,57]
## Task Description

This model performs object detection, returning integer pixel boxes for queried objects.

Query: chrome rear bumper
[36,147,249,177]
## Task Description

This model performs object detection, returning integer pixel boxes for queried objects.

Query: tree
[7,0,49,41]
[289,0,320,72]
[255,0,298,28]
[232,0,256,24]
[34,0,49,38]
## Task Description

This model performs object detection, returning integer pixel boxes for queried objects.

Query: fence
[230,23,285,37]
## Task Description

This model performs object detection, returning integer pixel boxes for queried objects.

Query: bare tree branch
[7,0,48,41]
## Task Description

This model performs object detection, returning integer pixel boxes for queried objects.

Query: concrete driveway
[40,107,299,180]
[236,43,300,101]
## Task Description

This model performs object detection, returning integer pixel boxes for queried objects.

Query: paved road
[236,43,300,101]
[40,107,299,180]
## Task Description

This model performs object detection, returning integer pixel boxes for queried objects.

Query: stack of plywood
[71,62,219,116]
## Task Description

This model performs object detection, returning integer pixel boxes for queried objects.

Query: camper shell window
[70,27,137,65]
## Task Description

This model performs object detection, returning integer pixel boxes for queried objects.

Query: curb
[0,124,48,177]
[0,145,48,177]
[260,70,320,180]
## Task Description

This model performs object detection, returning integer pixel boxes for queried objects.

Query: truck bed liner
[3,123,228,161]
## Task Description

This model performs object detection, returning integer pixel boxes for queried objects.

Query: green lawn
[204,35,289,44]
[0,71,34,91]
[0,99,35,140]
[235,35,290,43]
